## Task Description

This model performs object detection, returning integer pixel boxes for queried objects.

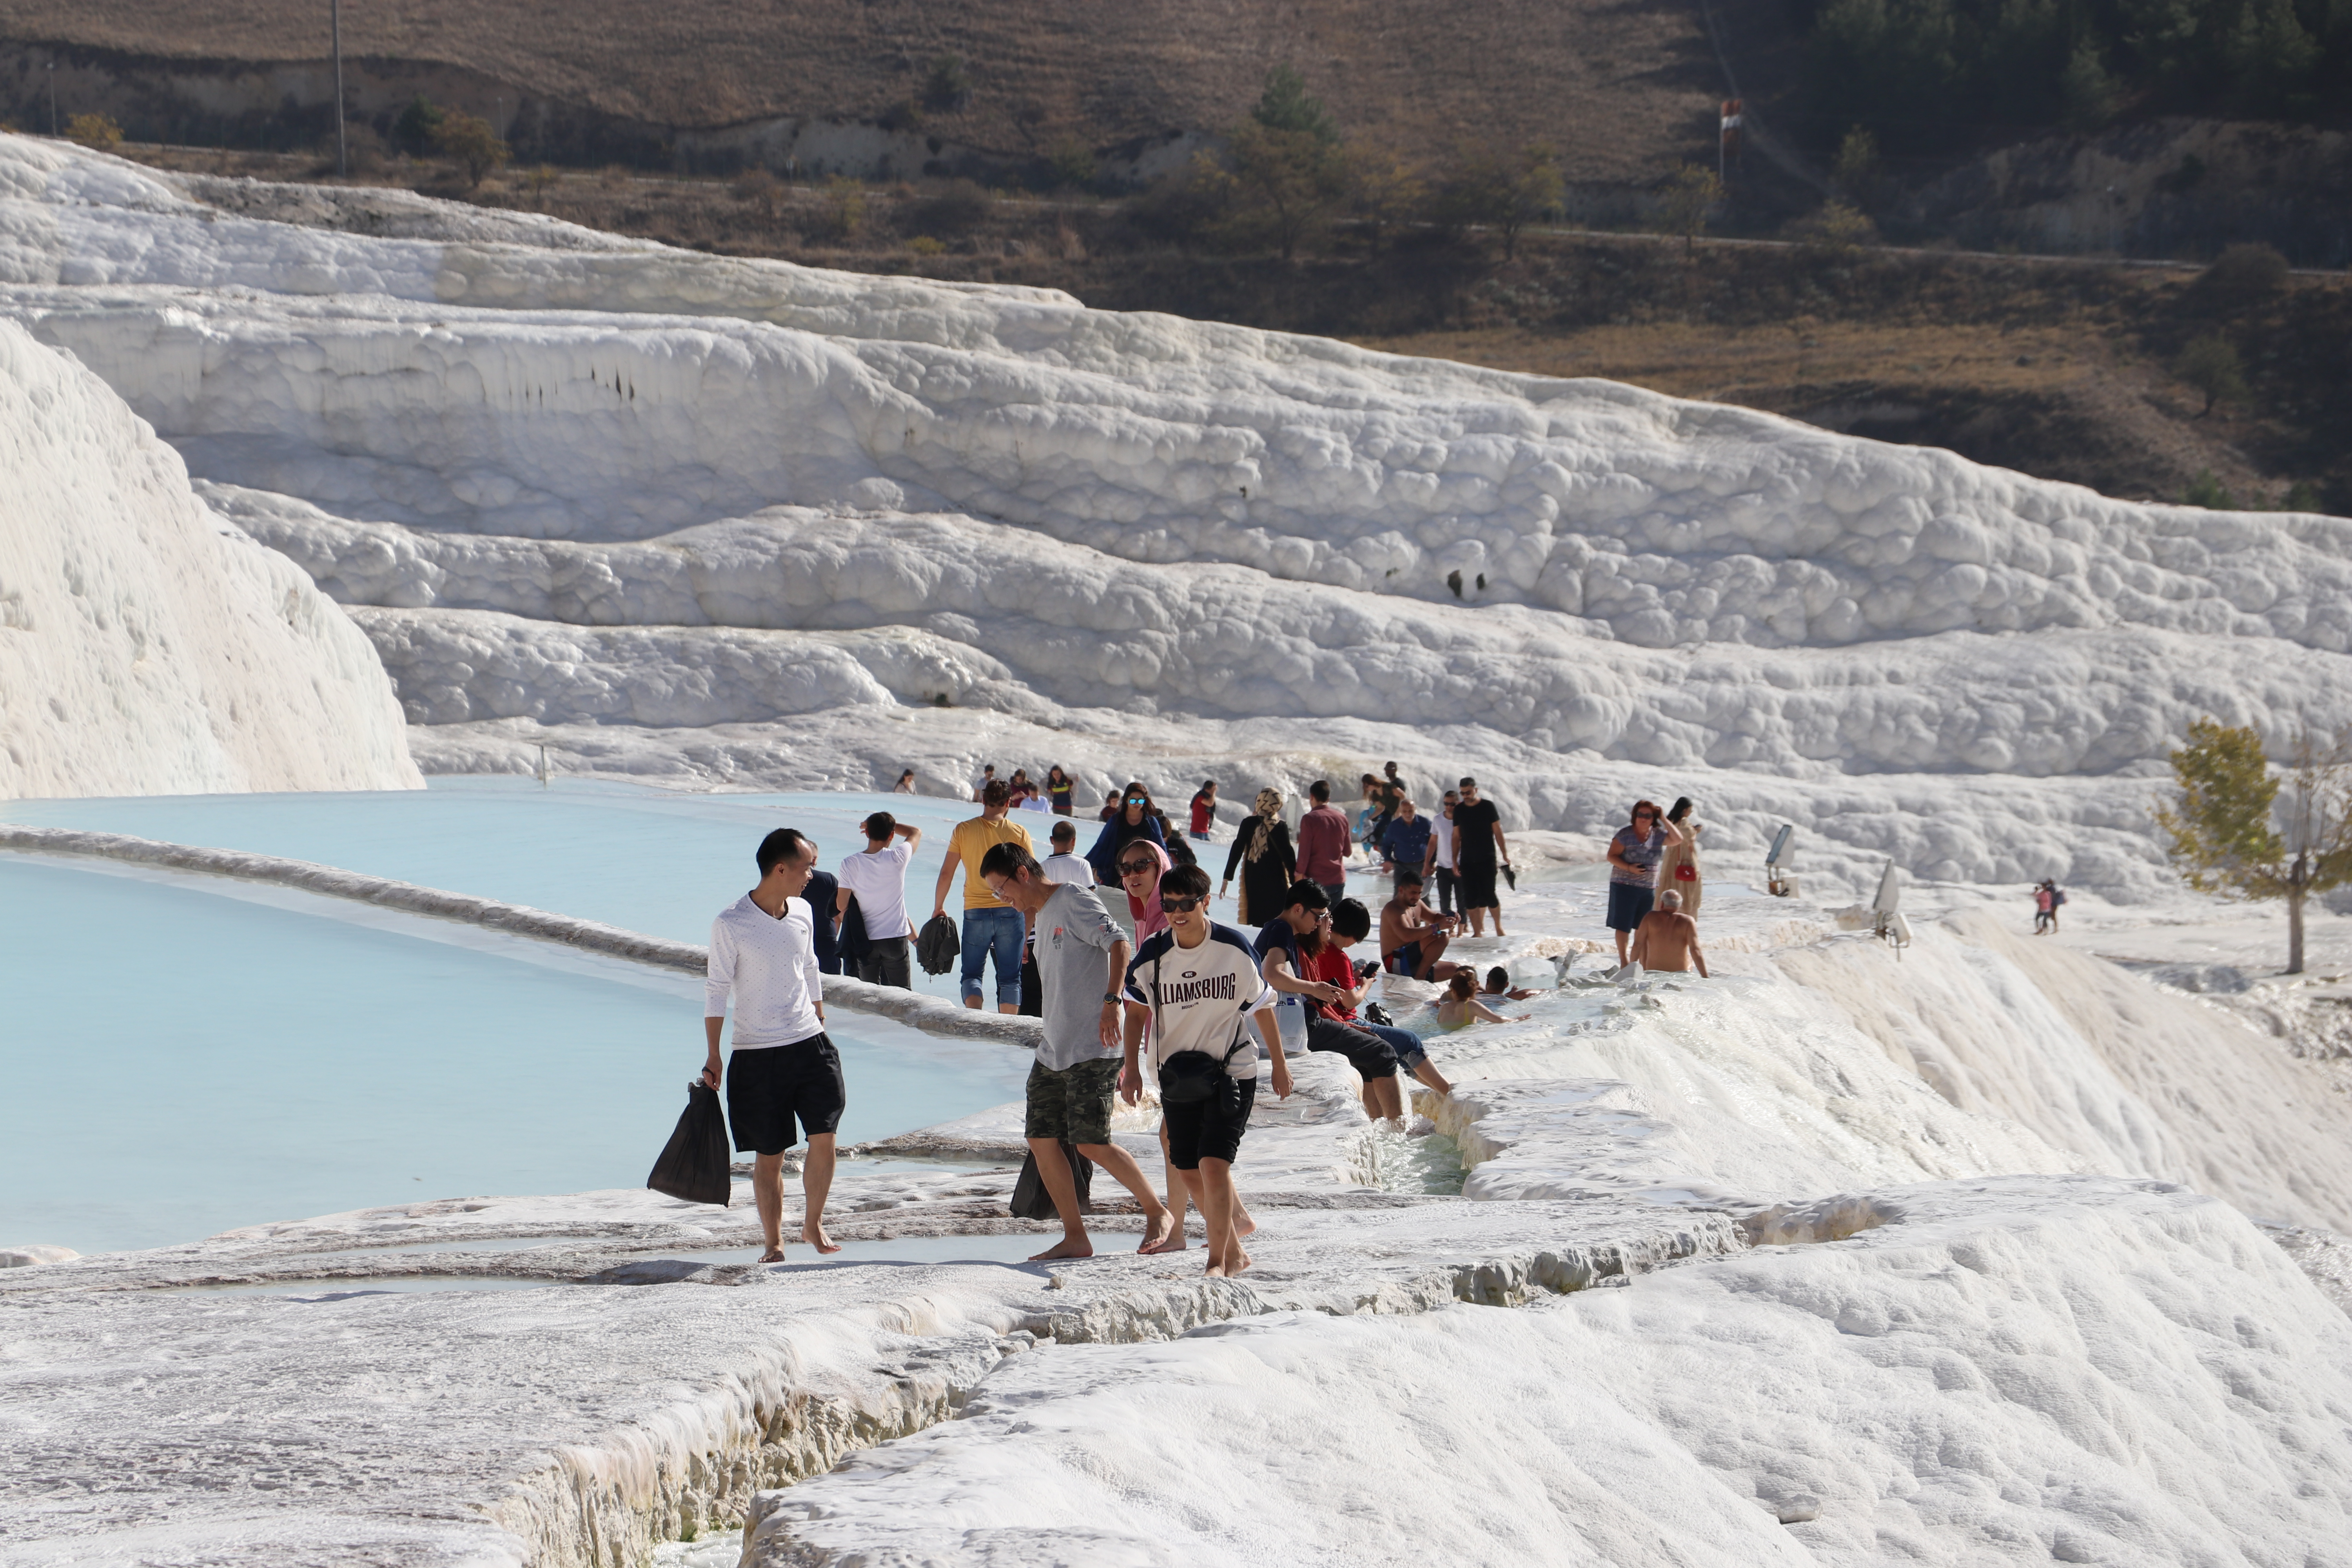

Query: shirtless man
[1629,889,1709,977]
[1380,869,1464,982]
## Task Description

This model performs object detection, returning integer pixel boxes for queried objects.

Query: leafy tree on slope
[1253,65,1340,144]
[2153,718,2352,974]
[432,112,509,189]
[2175,333,2247,416]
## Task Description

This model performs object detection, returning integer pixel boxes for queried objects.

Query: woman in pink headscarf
[1115,837,1176,942]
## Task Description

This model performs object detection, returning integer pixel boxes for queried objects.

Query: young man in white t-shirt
[1042,818,1092,886]
[835,811,922,989]
[1120,863,1289,1278]
[1424,788,1460,918]
[703,828,842,1264]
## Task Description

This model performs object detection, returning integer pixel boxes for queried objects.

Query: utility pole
[47,60,57,136]
[331,0,347,177]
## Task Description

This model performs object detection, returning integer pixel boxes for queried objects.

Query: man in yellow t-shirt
[931,779,1035,1012]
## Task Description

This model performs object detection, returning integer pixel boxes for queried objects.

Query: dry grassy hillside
[0,0,1722,180]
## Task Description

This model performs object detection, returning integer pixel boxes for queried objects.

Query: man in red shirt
[1295,779,1352,906]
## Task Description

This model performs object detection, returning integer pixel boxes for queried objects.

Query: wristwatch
[1102,992,1120,1003]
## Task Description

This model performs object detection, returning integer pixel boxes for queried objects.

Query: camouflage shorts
[1023,1055,1121,1145]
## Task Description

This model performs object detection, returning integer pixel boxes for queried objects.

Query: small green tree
[1831,125,1878,201]
[1434,143,1564,260]
[2059,38,2118,132]
[431,111,509,188]
[1493,144,1565,260]
[817,174,867,241]
[923,55,972,113]
[2204,242,2289,305]
[2180,469,2235,508]
[393,96,445,158]
[733,166,780,217]
[1047,136,1097,191]
[2154,719,2352,975]
[1252,65,1339,143]
[1348,149,1426,252]
[1789,198,1878,254]
[66,113,124,149]
[1654,163,1724,256]
[1215,119,1353,260]
[2175,333,2247,416]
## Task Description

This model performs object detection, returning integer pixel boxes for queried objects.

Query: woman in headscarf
[1084,781,1168,886]
[1218,788,1297,926]
[1115,837,1176,943]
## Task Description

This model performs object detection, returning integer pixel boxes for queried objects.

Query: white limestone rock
[0,319,419,798]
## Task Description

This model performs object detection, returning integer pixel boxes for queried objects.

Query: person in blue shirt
[1376,796,1434,895]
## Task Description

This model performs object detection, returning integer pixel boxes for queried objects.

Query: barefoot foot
[757,1247,787,1264]
[1028,1236,1095,1262]
[1137,1212,1181,1254]
[800,1226,841,1255]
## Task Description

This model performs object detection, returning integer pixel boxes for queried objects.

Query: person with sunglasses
[1118,840,1177,942]
[1606,798,1688,967]
[1083,781,1167,887]
[977,843,1178,1261]
[1121,863,1289,1277]
[1450,777,1513,938]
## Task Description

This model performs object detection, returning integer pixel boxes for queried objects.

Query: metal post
[47,61,57,136]
[331,0,346,177]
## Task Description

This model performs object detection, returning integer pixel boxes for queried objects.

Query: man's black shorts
[1163,1074,1258,1171]
[1305,1017,1399,1080]
[726,1033,845,1155]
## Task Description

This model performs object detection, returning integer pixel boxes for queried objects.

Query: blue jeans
[1363,1022,1428,1072]
[960,906,1025,1006]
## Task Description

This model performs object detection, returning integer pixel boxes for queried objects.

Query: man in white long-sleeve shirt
[703,828,842,1263]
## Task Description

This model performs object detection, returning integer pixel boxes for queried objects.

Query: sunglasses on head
[1161,895,1203,914]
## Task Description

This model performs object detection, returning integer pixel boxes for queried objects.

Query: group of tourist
[699,772,1722,1275]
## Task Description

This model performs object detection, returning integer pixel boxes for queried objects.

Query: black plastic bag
[916,912,961,975]
[1008,1139,1093,1220]
[647,1082,732,1206]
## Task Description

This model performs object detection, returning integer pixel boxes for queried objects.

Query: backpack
[916,912,961,975]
